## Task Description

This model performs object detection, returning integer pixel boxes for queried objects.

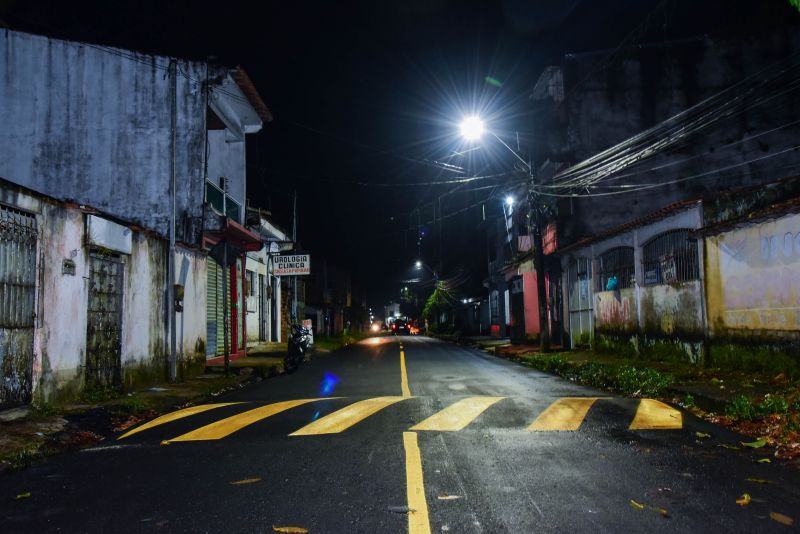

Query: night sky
[2,0,796,306]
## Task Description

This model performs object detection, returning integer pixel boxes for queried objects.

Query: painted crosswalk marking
[411,396,506,431]
[168,399,335,442]
[527,397,605,431]
[118,402,245,440]
[629,398,683,430]
[120,396,685,441]
[290,396,411,436]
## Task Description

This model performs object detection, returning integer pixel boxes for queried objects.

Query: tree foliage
[792,0,800,12]
[422,282,454,330]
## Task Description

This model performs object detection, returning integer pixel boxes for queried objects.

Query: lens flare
[319,372,340,396]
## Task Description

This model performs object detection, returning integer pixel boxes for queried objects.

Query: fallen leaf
[160,440,170,446]
[695,432,711,439]
[718,444,741,450]
[745,478,774,485]
[736,493,751,506]
[769,512,794,526]
[230,478,261,485]
[15,492,31,500]
[437,495,463,500]
[651,507,670,517]
[741,439,767,449]
[272,527,309,533]
[629,500,646,510]
[757,458,772,464]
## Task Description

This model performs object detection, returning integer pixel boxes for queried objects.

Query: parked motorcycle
[284,323,311,373]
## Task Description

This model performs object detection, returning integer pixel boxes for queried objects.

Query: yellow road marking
[527,397,604,431]
[400,350,411,397]
[410,396,505,431]
[168,399,333,442]
[290,396,410,436]
[629,399,683,430]
[403,432,431,534]
[117,403,244,440]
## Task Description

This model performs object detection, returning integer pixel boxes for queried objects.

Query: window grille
[641,229,699,285]
[596,247,635,291]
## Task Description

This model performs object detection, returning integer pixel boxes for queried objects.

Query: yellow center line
[411,396,506,431]
[290,396,411,436]
[400,349,411,397]
[629,399,683,430]
[117,402,244,440]
[167,399,335,442]
[403,432,431,534]
[527,397,605,431]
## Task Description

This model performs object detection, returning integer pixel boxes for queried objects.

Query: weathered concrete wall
[0,182,189,401]
[120,234,166,387]
[639,281,704,336]
[553,29,800,244]
[0,29,208,239]
[706,212,800,335]
[175,247,207,365]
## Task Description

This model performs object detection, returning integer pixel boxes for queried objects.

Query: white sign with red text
[274,254,311,276]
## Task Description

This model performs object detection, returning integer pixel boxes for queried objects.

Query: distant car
[391,319,410,335]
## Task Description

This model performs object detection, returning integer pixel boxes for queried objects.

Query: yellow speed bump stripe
[527,397,605,431]
[410,396,505,432]
[168,399,335,442]
[290,396,410,436]
[403,432,431,534]
[117,403,244,440]
[629,399,683,430]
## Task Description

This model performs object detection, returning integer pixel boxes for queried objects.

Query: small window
[641,229,699,285]
[596,247,634,291]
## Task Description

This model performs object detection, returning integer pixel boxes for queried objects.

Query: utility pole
[529,179,551,352]
[167,59,178,381]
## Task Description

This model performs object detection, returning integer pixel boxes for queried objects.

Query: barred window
[641,229,699,285]
[596,247,634,291]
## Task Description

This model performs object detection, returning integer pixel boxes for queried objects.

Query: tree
[421,282,454,333]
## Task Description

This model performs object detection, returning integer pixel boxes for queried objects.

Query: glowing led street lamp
[459,116,485,141]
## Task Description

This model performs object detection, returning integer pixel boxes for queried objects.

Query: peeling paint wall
[706,212,800,336]
[0,29,208,239]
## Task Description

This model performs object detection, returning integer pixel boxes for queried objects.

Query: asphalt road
[2,335,800,533]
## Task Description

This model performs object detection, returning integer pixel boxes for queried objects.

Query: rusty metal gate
[86,253,124,388]
[0,205,37,408]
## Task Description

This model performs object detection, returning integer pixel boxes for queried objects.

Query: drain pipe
[168,59,178,381]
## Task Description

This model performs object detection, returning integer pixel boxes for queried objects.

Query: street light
[459,115,531,172]
[414,260,438,283]
[459,116,484,141]
[505,195,514,206]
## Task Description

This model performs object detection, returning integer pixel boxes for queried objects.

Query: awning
[204,218,263,253]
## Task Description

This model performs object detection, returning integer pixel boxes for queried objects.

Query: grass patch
[522,353,676,398]
[725,394,794,421]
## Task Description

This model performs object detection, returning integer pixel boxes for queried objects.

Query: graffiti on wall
[709,213,800,331]
[595,291,634,328]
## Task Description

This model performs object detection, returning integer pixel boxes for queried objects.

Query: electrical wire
[532,145,800,197]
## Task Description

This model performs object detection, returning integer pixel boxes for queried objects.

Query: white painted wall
[175,247,207,362]
[207,131,246,221]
